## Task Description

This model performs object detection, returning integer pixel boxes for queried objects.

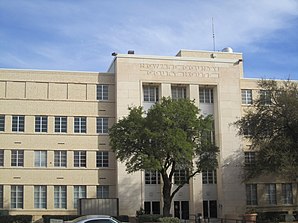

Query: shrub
[158,217,180,223]
[138,214,163,222]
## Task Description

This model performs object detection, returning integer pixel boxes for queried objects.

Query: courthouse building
[0,48,297,221]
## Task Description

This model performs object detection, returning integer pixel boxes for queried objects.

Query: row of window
[145,170,217,185]
[143,85,214,103]
[0,185,109,209]
[246,183,294,205]
[0,150,109,168]
[241,89,271,105]
[0,115,109,134]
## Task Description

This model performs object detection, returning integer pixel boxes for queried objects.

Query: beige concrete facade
[0,49,297,221]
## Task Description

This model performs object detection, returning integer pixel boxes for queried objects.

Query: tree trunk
[162,174,172,217]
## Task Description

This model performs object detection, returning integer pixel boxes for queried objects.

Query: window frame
[74,116,87,133]
[171,86,187,100]
[0,115,5,132]
[97,84,109,101]
[12,115,25,132]
[202,170,217,184]
[11,150,24,167]
[145,170,161,184]
[54,185,67,209]
[55,116,67,133]
[282,183,293,205]
[143,85,159,102]
[34,150,47,167]
[34,185,47,209]
[199,88,214,104]
[0,150,4,167]
[74,151,86,167]
[97,185,109,199]
[35,116,48,133]
[11,185,23,209]
[73,185,86,208]
[265,183,277,205]
[241,89,253,105]
[246,184,258,205]
[97,117,108,134]
[54,151,67,167]
[96,151,109,168]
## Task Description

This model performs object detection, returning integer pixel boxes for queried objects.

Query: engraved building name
[140,63,219,78]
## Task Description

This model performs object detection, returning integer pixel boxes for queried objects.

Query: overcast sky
[0,0,298,80]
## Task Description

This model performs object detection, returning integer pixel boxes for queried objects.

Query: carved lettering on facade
[139,63,219,78]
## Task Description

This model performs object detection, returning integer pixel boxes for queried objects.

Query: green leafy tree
[235,80,298,180]
[109,97,218,216]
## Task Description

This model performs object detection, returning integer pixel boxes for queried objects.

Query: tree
[234,80,298,180]
[109,97,218,216]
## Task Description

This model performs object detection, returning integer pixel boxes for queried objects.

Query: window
[12,115,25,132]
[0,185,3,208]
[74,151,86,167]
[54,151,67,167]
[34,185,47,208]
[35,151,47,167]
[55,116,67,133]
[74,186,86,208]
[260,90,271,105]
[0,150,4,166]
[35,116,48,132]
[11,185,23,208]
[202,170,217,184]
[54,186,67,208]
[97,117,108,134]
[282,183,293,204]
[172,86,187,100]
[97,185,109,198]
[246,184,257,205]
[0,115,5,131]
[243,123,252,137]
[241,89,253,105]
[199,88,213,103]
[244,152,256,166]
[144,201,160,214]
[96,151,109,167]
[11,150,24,167]
[143,85,159,102]
[145,170,160,184]
[74,117,86,133]
[266,184,276,205]
[174,169,188,184]
[97,84,108,100]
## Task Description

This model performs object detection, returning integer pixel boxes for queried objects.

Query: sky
[0,0,298,80]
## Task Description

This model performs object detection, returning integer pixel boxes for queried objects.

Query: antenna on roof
[212,17,216,52]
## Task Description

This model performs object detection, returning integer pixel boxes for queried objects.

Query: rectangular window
[54,186,67,208]
[202,170,217,184]
[11,185,23,209]
[145,170,160,184]
[241,89,253,105]
[96,151,109,167]
[11,150,24,167]
[12,115,25,132]
[199,88,213,103]
[244,152,256,166]
[34,185,47,209]
[0,115,5,131]
[97,185,109,198]
[0,150,4,166]
[282,183,293,204]
[54,151,67,167]
[35,116,48,133]
[0,185,3,208]
[260,90,271,105]
[246,184,257,205]
[74,186,86,208]
[74,117,86,133]
[171,86,187,100]
[34,151,47,167]
[266,184,277,205]
[144,201,160,214]
[174,169,188,184]
[74,151,86,167]
[97,84,108,100]
[97,117,108,134]
[55,116,67,133]
[143,85,159,102]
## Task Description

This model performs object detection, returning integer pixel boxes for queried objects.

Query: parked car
[64,215,123,223]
